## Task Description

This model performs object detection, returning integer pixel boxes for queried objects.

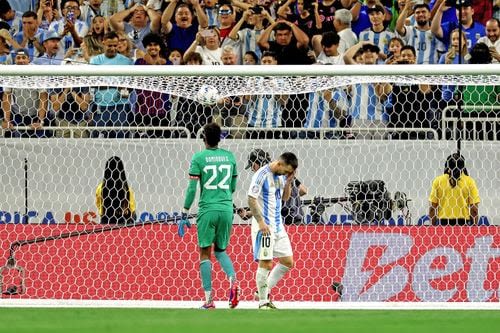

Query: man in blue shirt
[33,30,63,65]
[431,0,485,51]
[90,31,133,138]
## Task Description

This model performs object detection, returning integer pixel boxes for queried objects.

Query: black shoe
[332,281,343,299]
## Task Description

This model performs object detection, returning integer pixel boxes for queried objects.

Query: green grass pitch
[0,309,499,333]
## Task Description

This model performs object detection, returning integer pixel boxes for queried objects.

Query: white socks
[267,263,290,290]
[256,267,270,303]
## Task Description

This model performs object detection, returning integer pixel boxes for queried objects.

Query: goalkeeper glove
[177,210,191,238]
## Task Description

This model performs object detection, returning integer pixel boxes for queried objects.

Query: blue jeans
[91,104,132,138]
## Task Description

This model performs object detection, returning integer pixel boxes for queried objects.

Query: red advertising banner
[0,225,498,302]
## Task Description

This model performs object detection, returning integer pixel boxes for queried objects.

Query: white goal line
[0,299,499,310]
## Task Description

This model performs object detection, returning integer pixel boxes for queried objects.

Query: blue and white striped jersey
[358,29,394,55]
[13,29,45,61]
[248,165,285,234]
[1,10,23,37]
[48,19,89,53]
[399,26,443,64]
[80,3,112,29]
[246,94,282,128]
[6,0,36,12]
[349,83,383,121]
[236,28,264,62]
[205,7,218,27]
[304,89,349,128]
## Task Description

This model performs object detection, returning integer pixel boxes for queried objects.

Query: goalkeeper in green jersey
[178,122,240,309]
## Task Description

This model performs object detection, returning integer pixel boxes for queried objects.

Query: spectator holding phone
[37,0,59,32]
[385,37,404,64]
[183,27,222,64]
[228,6,275,63]
[48,0,88,52]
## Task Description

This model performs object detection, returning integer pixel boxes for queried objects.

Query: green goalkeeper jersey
[186,147,238,213]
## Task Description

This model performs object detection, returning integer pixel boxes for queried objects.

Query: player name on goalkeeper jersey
[204,156,230,163]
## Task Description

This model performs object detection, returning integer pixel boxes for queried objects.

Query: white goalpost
[0,65,499,309]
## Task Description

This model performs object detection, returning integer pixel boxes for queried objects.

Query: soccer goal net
[0,65,499,307]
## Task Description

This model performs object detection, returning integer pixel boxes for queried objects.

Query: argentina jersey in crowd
[188,147,237,213]
[248,165,286,234]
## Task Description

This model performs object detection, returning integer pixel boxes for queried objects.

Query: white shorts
[251,224,293,261]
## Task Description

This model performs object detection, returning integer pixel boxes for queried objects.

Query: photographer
[277,0,320,38]
[228,6,275,63]
[182,26,222,64]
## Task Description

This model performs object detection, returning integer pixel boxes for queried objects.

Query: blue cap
[40,31,62,44]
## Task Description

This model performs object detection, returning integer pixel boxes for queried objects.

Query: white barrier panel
[0,139,498,225]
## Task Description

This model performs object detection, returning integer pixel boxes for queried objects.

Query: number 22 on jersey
[203,165,231,190]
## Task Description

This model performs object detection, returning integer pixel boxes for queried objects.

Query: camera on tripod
[308,180,410,225]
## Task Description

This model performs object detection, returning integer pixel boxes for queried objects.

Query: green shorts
[196,210,234,249]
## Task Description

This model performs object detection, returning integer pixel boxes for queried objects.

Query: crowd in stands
[0,0,499,139]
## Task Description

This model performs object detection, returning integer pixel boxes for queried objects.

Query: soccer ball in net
[196,84,220,106]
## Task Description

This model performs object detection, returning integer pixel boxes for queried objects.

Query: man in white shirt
[333,9,358,54]
[477,18,500,63]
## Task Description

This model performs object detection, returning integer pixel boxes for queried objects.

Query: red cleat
[200,301,216,309]
[228,284,240,309]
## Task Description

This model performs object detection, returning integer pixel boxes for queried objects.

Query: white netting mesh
[0,66,499,304]
[1,71,499,97]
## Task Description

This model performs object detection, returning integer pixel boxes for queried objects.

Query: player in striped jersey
[359,5,395,59]
[178,122,240,309]
[396,3,443,64]
[248,152,298,309]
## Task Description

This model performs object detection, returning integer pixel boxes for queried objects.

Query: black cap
[458,0,472,7]
[245,149,271,169]
[367,4,385,14]
[14,48,29,56]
